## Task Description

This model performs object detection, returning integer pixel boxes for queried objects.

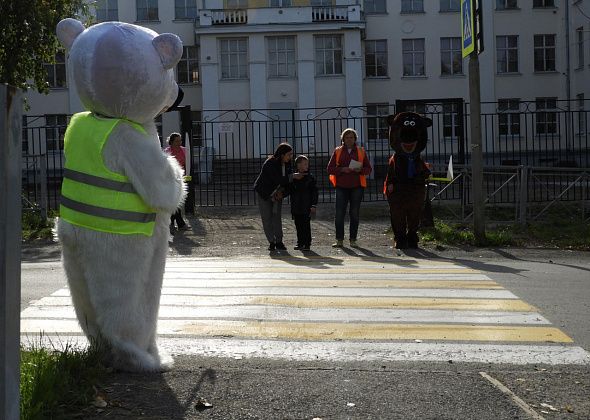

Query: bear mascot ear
[56,18,85,50]
[421,115,433,128]
[152,33,183,70]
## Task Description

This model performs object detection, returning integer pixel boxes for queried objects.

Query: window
[136,0,158,21]
[191,110,203,147]
[577,94,586,135]
[441,37,462,75]
[226,0,247,7]
[401,0,424,13]
[175,0,198,20]
[440,0,460,12]
[533,0,554,7]
[534,34,556,72]
[45,115,67,151]
[496,0,518,10]
[363,0,386,13]
[220,38,248,79]
[496,35,518,73]
[315,35,343,75]
[177,46,199,84]
[366,104,389,144]
[267,36,296,78]
[498,99,520,136]
[535,98,557,135]
[402,38,425,76]
[312,0,333,5]
[95,0,118,22]
[577,27,585,69]
[45,51,67,88]
[442,103,460,139]
[365,40,388,77]
[270,0,292,6]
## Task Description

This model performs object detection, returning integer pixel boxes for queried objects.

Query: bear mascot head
[56,18,186,372]
[384,112,432,249]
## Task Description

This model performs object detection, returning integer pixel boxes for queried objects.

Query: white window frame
[534,34,556,72]
[535,97,558,136]
[442,103,461,141]
[363,0,386,14]
[45,51,67,89]
[220,38,248,80]
[136,0,158,21]
[402,38,425,77]
[177,46,200,84]
[366,104,390,145]
[315,35,343,76]
[439,0,460,12]
[175,0,198,20]
[365,40,388,78]
[498,99,521,138]
[45,115,67,151]
[267,36,296,78]
[496,35,519,74]
[496,0,518,10]
[401,0,424,13]
[270,0,292,6]
[95,0,118,22]
[227,0,248,7]
[440,37,463,76]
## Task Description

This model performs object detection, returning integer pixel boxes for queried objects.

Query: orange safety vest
[329,145,367,188]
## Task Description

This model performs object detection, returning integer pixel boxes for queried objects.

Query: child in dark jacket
[288,155,318,251]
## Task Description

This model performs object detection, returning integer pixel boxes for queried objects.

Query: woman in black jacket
[253,143,303,251]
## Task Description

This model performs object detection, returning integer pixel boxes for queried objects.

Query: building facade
[24,0,590,163]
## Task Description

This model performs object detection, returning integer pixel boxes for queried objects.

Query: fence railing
[21,102,590,216]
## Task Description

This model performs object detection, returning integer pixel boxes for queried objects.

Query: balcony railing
[210,9,247,25]
[312,6,348,22]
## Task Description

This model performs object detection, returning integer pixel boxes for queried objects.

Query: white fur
[56,19,185,372]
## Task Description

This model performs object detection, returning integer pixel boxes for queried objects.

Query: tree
[0,0,91,94]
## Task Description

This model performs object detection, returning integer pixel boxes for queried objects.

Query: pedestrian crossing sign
[461,0,475,57]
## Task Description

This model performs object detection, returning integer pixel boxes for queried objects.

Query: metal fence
[21,100,590,215]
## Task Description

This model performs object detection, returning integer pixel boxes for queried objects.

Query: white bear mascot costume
[56,18,186,372]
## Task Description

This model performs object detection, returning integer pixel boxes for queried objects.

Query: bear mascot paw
[55,18,187,372]
[384,112,432,250]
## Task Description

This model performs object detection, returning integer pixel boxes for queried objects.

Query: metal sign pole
[0,84,23,420]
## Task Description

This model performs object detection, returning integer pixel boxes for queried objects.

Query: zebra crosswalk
[20,256,590,365]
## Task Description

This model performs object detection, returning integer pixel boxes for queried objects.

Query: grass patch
[22,210,54,242]
[20,341,108,420]
[419,219,516,247]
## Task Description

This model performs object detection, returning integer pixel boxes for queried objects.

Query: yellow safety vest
[60,112,157,236]
[329,145,367,188]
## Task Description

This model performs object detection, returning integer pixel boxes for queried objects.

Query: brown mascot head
[387,112,432,157]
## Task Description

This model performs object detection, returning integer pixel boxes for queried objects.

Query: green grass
[20,340,108,420]
[22,211,54,242]
[419,219,516,248]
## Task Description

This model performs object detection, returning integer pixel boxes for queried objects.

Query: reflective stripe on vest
[60,112,157,236]
[329,146,367,188]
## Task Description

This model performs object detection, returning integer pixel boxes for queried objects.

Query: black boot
[407,232,419,249]
[268,242,276,251]
[275,242,287,250]
[394,232,408,249]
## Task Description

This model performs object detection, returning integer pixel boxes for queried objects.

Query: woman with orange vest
[326,128,372,247]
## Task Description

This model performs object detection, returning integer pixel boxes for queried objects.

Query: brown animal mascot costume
[384,112,432,249]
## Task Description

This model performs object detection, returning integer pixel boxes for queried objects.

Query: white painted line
[47,287,517,299]
[479,372,546,419]
[19,335,590,365]
[163,272,492,280]
[20,306,551,325]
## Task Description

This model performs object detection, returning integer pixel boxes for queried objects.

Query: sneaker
[332,240,343,248]
[302,245,311,251]
[268,243,276,251]
[275,242,287,250]
[350,239,358,247]
[294,245,303,250]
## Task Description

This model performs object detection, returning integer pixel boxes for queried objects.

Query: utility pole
[462,0,485,244]
[1,84,22,420]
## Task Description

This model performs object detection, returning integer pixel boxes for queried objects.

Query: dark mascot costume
[384,112,432,249]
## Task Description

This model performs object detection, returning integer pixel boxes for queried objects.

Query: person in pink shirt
[164,132,188,234]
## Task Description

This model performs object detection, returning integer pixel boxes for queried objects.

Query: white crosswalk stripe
[21,256,590,365]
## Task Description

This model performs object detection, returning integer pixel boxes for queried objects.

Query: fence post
[39,156,48,220]
[518,166,528,225]
[0,84,22,420]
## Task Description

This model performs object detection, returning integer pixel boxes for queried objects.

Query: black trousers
[170,209,186,228]
[293,213,312,246]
